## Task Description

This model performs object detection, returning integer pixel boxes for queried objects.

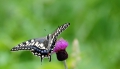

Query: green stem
[63,60,68,69]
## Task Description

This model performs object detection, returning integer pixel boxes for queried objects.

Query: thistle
[54,38,68,69]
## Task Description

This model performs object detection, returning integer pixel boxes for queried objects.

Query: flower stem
[63,60,68,69]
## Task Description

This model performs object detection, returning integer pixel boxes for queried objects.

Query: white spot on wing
[35,42,39,47]
[31,49,34,51]
[42,55,44,58]
[26,41,29,45]
[28,47,30,49]
[41,47,45,49]
[20,43,24,46]
[35,52,38,55]
[30,42,35,45]
[40,43,44,47]
[38,53,41,55]
[31,39,34,42]
[55,32,57,36]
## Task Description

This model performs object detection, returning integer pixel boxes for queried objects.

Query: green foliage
[0,0,120,69]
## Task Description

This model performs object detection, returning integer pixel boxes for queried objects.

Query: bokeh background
[0,0,120,69]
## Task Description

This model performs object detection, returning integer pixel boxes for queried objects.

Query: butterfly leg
[40,55,43,62]
[49,55,51,62]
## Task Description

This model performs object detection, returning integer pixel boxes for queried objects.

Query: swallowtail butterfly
[11,23,70,62]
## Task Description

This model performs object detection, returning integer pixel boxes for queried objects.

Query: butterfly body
[11,23,70,62]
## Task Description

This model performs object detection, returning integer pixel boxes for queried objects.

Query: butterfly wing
[11,37,51,62]
[47,23,70,51]
[11,37,47,51]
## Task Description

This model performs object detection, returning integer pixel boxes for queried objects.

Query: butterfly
[11,23,70,62]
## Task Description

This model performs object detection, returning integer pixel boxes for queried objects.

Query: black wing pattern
[11,23,70,62]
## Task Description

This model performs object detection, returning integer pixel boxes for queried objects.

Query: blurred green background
[0,0,120,69]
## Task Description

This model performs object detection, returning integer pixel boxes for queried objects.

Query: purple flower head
[54,38,68,52]
[54,38,69,61]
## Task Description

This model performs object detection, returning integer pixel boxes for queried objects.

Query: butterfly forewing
[47,23,70,50]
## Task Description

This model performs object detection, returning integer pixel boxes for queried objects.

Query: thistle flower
[54,38,68,61]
